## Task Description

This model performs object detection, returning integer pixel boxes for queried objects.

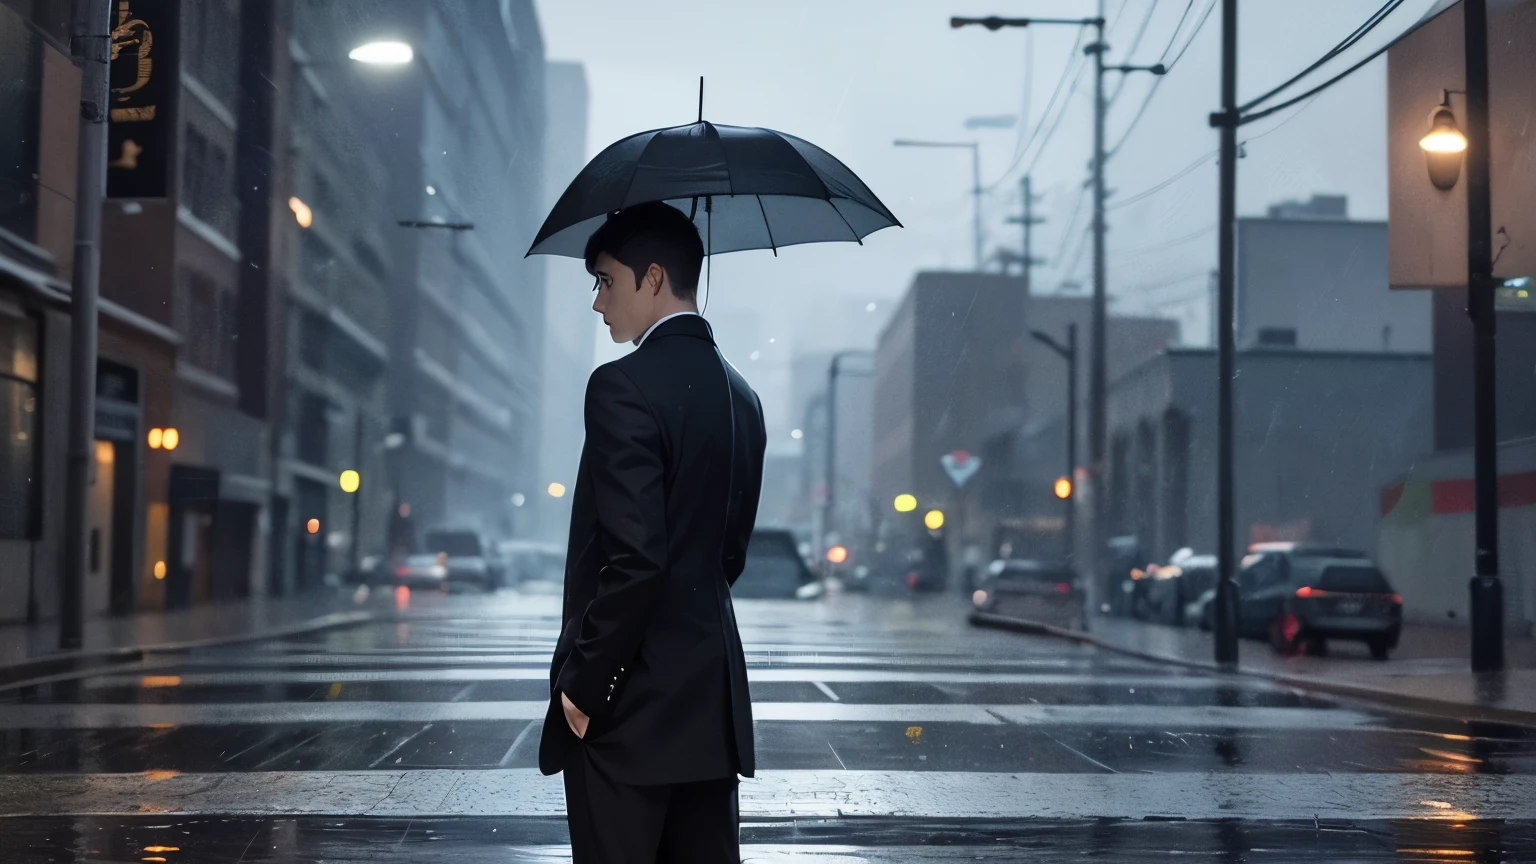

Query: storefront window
[0,309,39,539]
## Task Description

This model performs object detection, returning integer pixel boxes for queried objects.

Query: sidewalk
[975,611,1536,725]
[0,588,385,676]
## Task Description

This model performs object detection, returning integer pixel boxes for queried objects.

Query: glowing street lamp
[1054,476,1073,500]
[826,545,849,564]
[924,509,945,531]
[348,40,413,65]
[1419,94,1468,191]
[894,494,918,513]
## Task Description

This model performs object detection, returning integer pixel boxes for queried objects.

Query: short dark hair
[583,202,704,300]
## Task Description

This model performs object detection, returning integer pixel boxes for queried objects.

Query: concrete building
[536,60,592,543]
[324,0,548,544]
[1236,198,1431,353]
[1107,348,1434,561]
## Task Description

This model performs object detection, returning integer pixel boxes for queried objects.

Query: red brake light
[1295,585,1314,598]
[1053,582,1071,594]
[906,572,918,587]
[1389,594,1403,605]
[395,565,411,578]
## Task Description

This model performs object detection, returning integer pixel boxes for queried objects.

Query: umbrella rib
[755,195,778,257]
[829,199,865,246]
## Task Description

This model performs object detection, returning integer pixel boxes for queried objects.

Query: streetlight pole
[824,351,874,550]
[1209,0,1240,666]
[893,140,982,271]
[1031,325,1078,565]
[1462,0,1504,672]
[60,0,111,649]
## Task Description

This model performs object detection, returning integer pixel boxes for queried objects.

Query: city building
[321,0,548,547]
[536,60,592,543]
[1237,196,1431,353]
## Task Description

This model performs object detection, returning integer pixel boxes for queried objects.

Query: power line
[1105,0,1218,157]
[1239,0,1409,114]
[1107,149,1217,211]
[987,27,1089,190]
[1155,0,1196,65]
[1109,223,1215,259]
[1107,0,1162,106]
[1239,5,1445,126]
[1162,0,1217,71]
[1050,183,1090,265]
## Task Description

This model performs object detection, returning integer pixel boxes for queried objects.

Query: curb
[0,610,378,690]
[970,610,1536,728]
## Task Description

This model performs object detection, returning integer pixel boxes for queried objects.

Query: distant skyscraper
[537,61,593,541]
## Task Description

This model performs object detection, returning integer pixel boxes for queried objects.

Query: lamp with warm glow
[160,427,179,451]
[339,470,361,493]
[548,482,567,498]
[306,518,321,535]
[924,509,945,530]
[826,545,849,564]
[894,494,917,513]
[349,40,413,65]
[147,427,163,449]
[1420,97,1467,191]
[1054,476,1073,500]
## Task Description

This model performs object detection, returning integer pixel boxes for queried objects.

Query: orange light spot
[153,560,167,580]
[140,676,181,688]
[142,858,168,862]
[147,428,163,449]
[144,770,179,781]
[160,428,179,451]
[1054,476,1072,499]
[306,518,320,535]
[825,545,849,564]
[395,585,411,611]
[142,847,180,853]
[148,723,175,730]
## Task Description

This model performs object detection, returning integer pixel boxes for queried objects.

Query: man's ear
[645,263,666,296]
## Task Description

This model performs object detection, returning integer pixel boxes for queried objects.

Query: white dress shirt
[634,311,702,348]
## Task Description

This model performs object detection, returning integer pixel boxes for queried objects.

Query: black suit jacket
[538,314,766,785]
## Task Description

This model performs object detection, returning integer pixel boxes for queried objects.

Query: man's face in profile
[590,251,655,344]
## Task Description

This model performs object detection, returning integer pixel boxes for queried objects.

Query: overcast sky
[532,0,1442,445]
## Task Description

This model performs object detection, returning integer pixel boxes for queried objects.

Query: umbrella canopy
[526,121,900,258]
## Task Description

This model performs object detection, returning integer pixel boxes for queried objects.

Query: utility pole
[60,0,111,650]
[1030,325,1077,566]
[1005,174,1045,290]
[1210,0,1240,666]
[1463,0,1504,672]
[892,140,982,271]
[1087,11,1108,590]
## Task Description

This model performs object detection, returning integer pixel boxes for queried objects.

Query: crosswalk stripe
[0,768,1522,820]
[0,701,1375,730]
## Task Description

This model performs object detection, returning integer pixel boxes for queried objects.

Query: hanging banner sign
[107,0,178,199]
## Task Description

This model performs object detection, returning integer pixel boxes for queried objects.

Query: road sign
[941,450,982,488]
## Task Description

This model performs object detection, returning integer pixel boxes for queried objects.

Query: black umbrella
[526,98,900,259]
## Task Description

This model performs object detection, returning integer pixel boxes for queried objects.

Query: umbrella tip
[698,76,704,123]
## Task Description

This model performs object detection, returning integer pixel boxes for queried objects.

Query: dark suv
[1236,544,1402,658]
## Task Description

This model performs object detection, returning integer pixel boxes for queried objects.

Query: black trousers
[563,746,740,864]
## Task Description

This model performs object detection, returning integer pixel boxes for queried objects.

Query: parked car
[1135,550,1218,626]
[498,539,565,586]
[973,559,1086,631]
[733,528,824,600]
[404,527,506,591]
[1236,544,1402,658]
[1104,535,1145,617]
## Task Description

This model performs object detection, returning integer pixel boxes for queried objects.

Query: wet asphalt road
[1,587,1534,862]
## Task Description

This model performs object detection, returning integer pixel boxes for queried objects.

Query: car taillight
[395,566,411,578]
[1389,594,1403,605]
[906,572,918,587]
[1295,585,1314,598]
[1053,582,1071,594]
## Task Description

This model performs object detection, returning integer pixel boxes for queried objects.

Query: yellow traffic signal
[924,509,945,530]
[1054,476,1073,499]
[894,494,917,513]
[339,470,361,493]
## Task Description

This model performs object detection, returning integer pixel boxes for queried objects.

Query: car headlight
[430,565,448,578]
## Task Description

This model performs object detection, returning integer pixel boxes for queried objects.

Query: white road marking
[0,702,1371,730]
[0,769,1524,820]
[812,682,841,702]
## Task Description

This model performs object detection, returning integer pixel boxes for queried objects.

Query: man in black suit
[539,202,766,863]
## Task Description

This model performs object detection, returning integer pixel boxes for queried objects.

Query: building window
[0,311,40,539]
[184,271,235,379]
[181,124,236,237]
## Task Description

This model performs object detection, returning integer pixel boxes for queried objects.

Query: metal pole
[60,0,111,650]
[1463,0,1503,672]
[1066,324,1078,566]
[349,411,364,576]
[824,355,839,546]
[1088,12,1108,594]
[971,144,983,271]
[1211,0,1240,666]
